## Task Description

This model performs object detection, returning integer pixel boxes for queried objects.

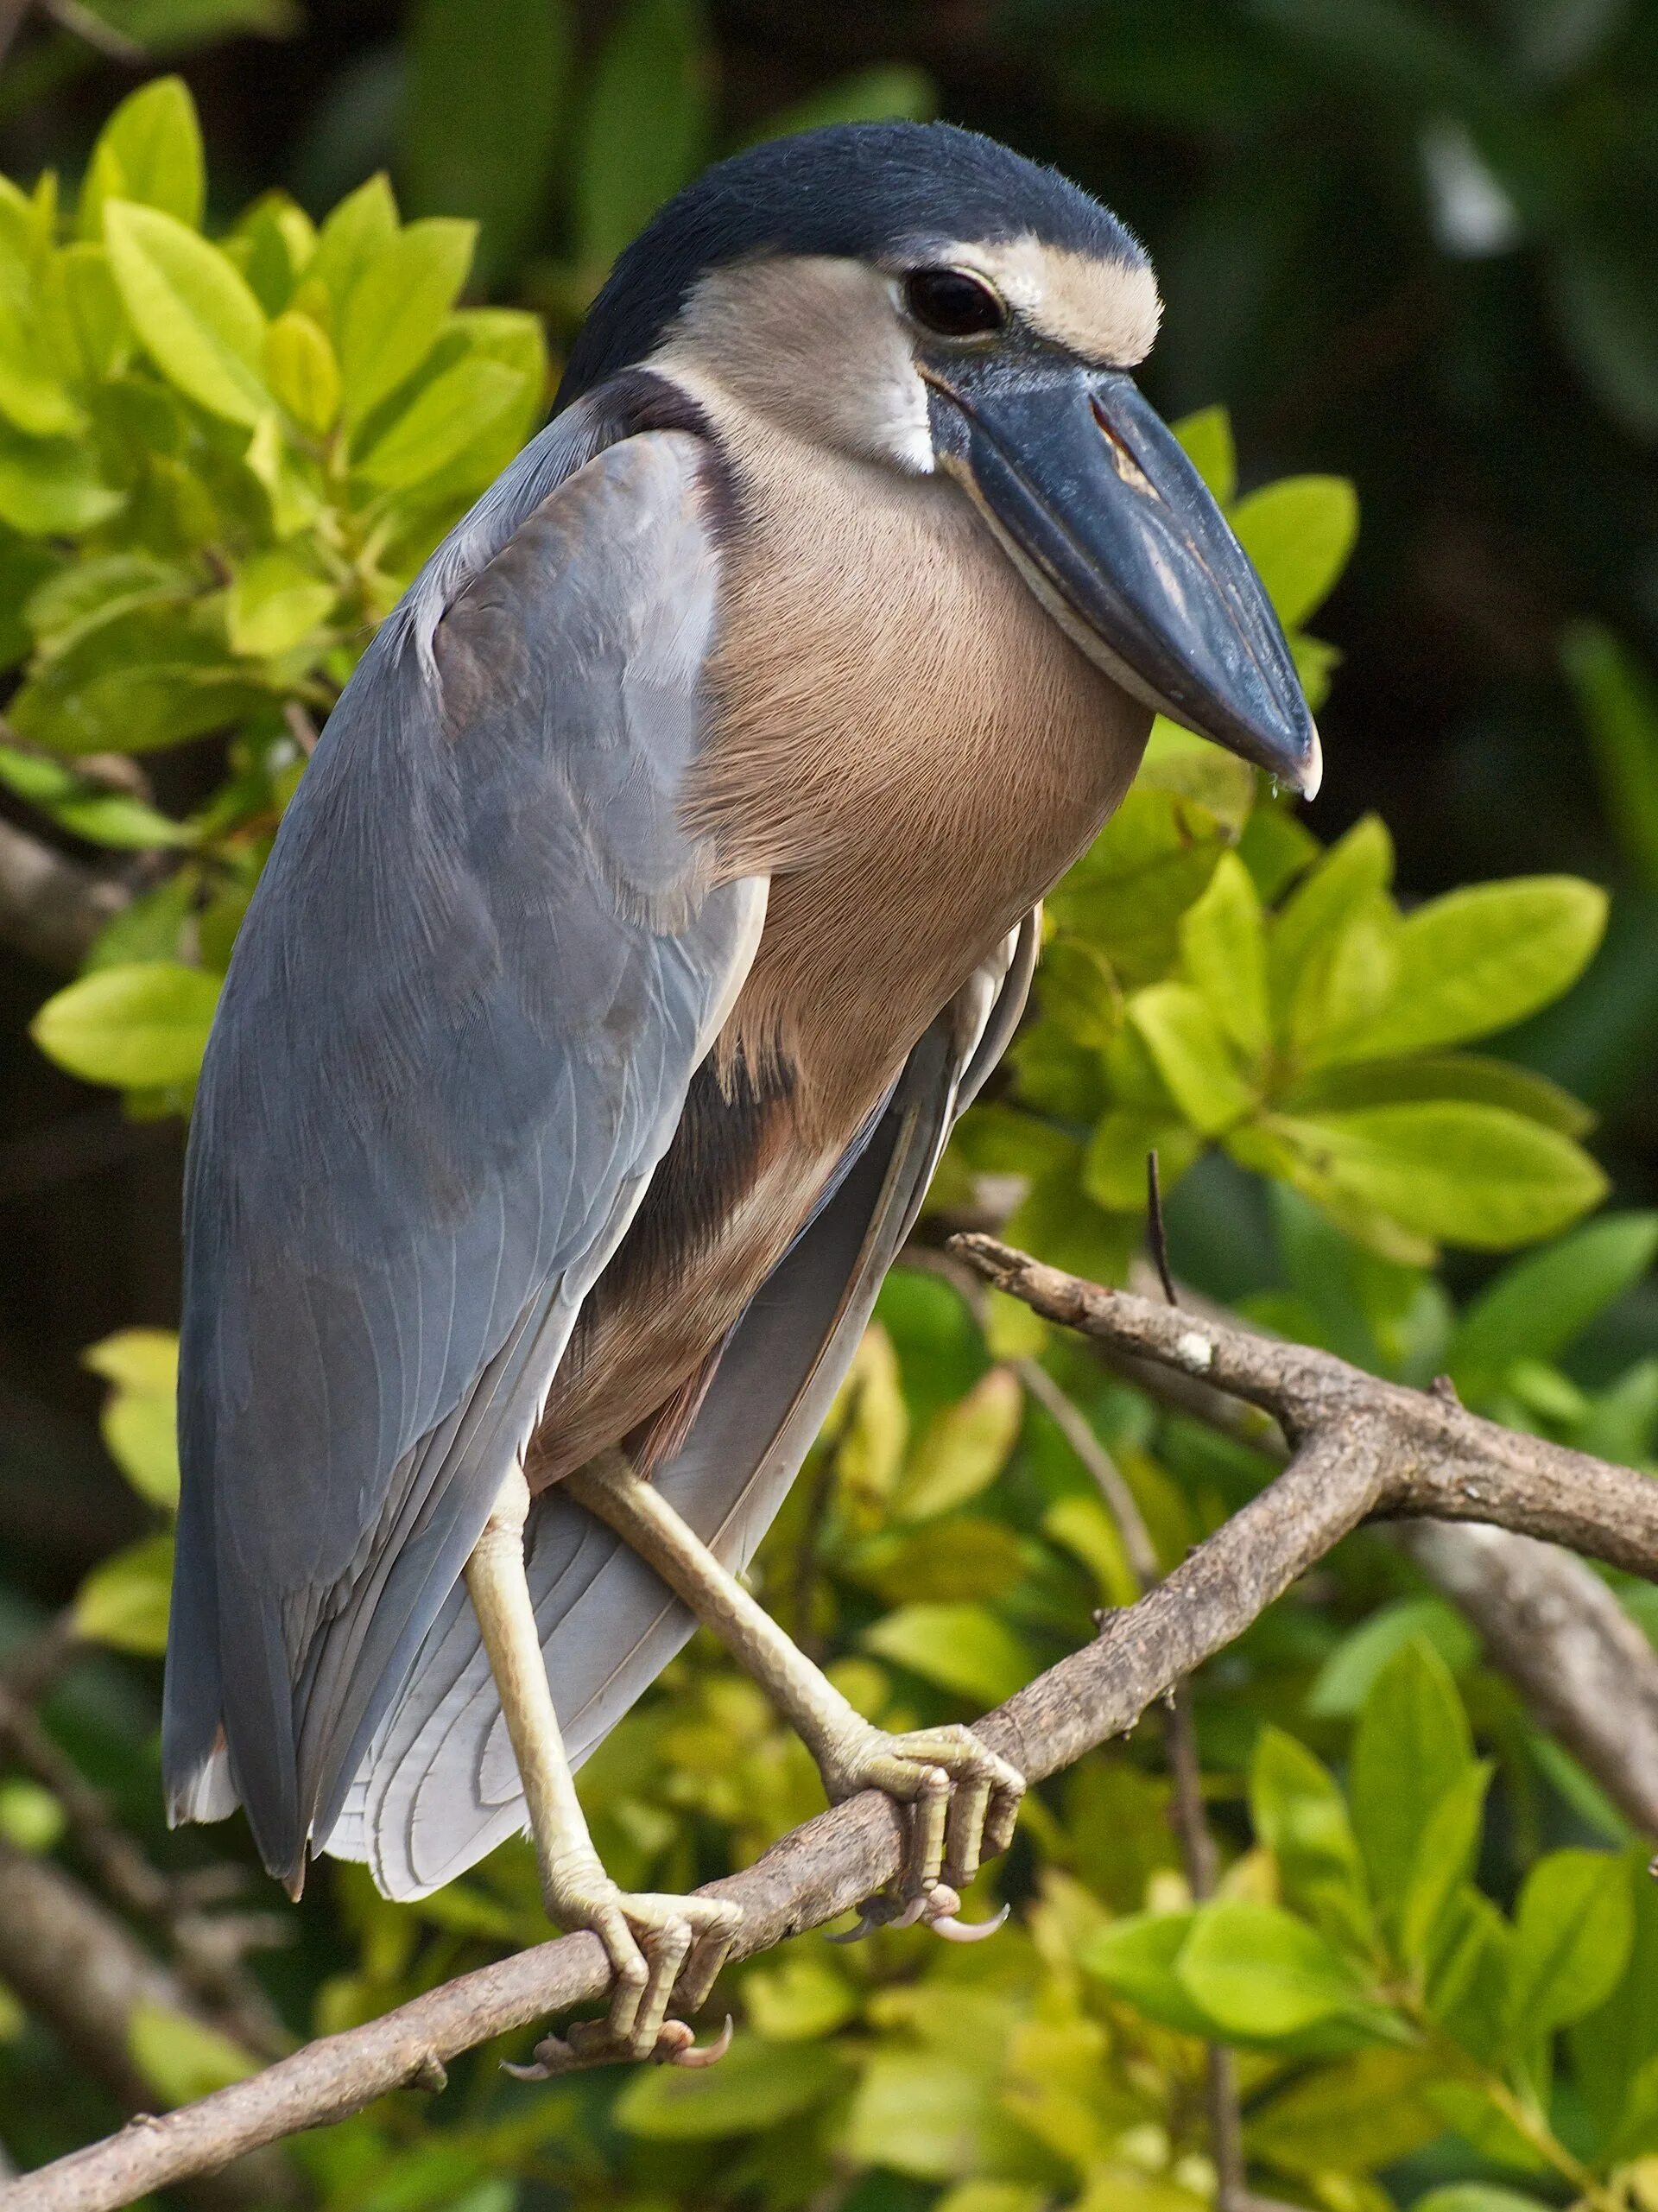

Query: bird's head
[558,123,1320,799]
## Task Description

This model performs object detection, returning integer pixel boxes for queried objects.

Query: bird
[162,120,1319,2074]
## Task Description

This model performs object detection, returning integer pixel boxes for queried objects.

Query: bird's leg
[464,1464,740,2075]
[566,1450,1024,1913]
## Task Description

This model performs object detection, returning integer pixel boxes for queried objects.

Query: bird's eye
[902,267,1007,339]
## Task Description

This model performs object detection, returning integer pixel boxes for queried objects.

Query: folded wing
[163,421,764,1890]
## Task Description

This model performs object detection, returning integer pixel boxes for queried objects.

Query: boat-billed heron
[163,122,1319,2071]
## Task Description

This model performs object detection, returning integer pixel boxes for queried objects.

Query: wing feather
[164,420,764,1888]
[333,914,1041,1896]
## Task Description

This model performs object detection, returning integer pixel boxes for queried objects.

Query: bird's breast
[688,438,1151,1134]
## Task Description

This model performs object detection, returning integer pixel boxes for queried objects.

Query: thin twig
[1146,1150,1179,1307]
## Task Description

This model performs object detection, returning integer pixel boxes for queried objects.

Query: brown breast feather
[527,419,1149,1490]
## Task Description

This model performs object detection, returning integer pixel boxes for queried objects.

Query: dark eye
[902,267,1007,339]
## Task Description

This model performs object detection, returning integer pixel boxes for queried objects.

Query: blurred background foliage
[3,2,1658,2207]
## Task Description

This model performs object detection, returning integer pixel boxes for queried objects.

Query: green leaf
[862,1601,1030,1706]
[1562,622,1658,893]
[93,1338,181,1505]
[1411,2190,1555,2212]
[400,0,570,278]
[1246,2047,1444,2176]
[616,2034,845,2138]
[84,870,195,972]
[73,1531,174,1653]
[0,240,83,437]
[1082,1909,1214,2036]
[1174,403,1236,504]
[0,421,122,535]
[1175,1899,1372,2039]
[1042,1492,1139,1609]
[1307,1597,1478,1717]
[104,200,269,427]
[9,606,265,755]
[1350,1638,1473,1913]
[1505,1848,1634,2038]
[1129,981,1258,1133]
[1230,474,1358,627]
[1569,1854,1658,2143]
[1445,1213,1658,1397]
[1285,1051,1595,1138]
[226,548,335,657]
[1249,1726,1370,1933]
[1180,850,1269,1058]
[843,2049,1025,2181]
[893,1367,1022,1520]
[299,173,397,326]
[339,218,475,432]
[1260,1102,1608,1249]
[574,0,707,274]
[1285,890,1400,1068]
[127,2002,252,2105]
[1269,813,1393,1011]
[51,242,131,383]
[356,357,523,491]
[1353,878,1608,1060]
[30,960,219,1087]
[25,553,192,658]
[849,1517,1026,1605]
[1400,1761,1493,1971]
[83,1326,178,1397]
[0,536,58,669]
[79,77,206,238]
[1425,1888,1513,2063]
[263,308,339,432]
[231,190,316,315]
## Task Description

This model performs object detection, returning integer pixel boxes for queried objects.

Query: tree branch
[0,1840,293,2212]
[0,814,129,973]
[10,1245,1658,2212]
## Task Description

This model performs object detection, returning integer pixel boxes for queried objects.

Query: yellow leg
[465,1465,740,2073]
[565,1452,1024,1901]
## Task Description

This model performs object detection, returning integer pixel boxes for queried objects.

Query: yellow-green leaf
[1180,850,1269,1058]
[0,421,122,535]
[1346,877,1609,1060]
[227,548,335,656]
[1262,1102,1607,1249]
[263,308,339,433]
[339,217,475,430]
[104,200,269,427]
[1129,980,1259,1134]
[128,2003,254,2106]
[863,1601,1030,1706]
[73,1532,174,1654]
[894,1367,1022,1520]
[355,356,523,491]
[79,77,206,239]
[1231,474,1358,629]
[31,960,219,1088]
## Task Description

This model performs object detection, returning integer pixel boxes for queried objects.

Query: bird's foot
[819,1721,1024,1898]
[504,1867,741,2079]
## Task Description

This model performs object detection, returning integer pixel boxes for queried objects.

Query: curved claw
[929,1901,1010,1943]
[661,2014,733,2068]
[828,1882,967,1944]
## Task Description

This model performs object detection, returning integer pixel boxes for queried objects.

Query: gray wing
[162,422,765,1889]
[326,911,1040,1899]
